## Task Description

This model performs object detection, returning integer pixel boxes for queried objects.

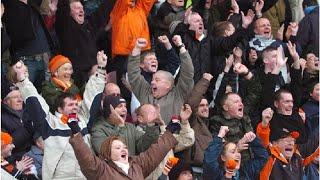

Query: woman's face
[224,24,235,37]
[110,140,129,163]
[177,170,193,180]
[221,143,241,168]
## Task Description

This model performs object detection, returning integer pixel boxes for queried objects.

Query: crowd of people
[1,0,319,179]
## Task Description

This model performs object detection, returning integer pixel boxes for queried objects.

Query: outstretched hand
[132,38,148,56]
[241,9,255,29]
[97,50,108,68]
[109,105,125,127]
[261,107,273,127]
[180,104,192,123]
[12,61,29,83]
[158,35,172,50]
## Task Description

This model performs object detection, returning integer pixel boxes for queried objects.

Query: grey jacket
[128,51,194,124]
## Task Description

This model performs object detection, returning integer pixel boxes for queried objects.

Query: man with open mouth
[128,37,194,125]
[257,107,319,180]
[209,92,253,162]
[91,96,161,156]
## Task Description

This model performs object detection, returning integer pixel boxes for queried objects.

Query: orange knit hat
[1,132,12,146]
[48,55,72,73]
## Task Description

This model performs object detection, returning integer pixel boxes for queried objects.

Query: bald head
[104,83,121,96]
[136,104,157,124]
[150,70,174,99]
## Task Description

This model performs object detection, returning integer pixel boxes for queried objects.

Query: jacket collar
[269,145,288,164]
[30,145,44,156]
[1,103,24,119]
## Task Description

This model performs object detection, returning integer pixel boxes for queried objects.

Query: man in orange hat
[42,54,81,113]
[257,107,319,180]
[13,51,108,180]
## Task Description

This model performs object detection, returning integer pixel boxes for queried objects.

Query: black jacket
[55,0,115,71]
[1,103,34,162]
[174,23,247,83]
[2,0,54,55]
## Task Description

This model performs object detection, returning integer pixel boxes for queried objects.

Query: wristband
[177,44,185,50]
[243,70,250,76]
[97,66,106,70]
[256,12,262,18]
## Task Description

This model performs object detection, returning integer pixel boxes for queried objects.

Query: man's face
[1,144,15,158]
[188,14,204,36]
[263,50,277,70]
[254,18,272,39]
[70,1,84,24]
[151,72,172,99]
[197,99,209,118]
[274,93,294,115]
[223,94,244,119]
[58,97,79,115]
[177,170,193,180]
[110,140,129,163]
[4,90,23,111]
[306,53,319,73]
[170,0,184,7]
[140,54,158,73]
[55,63,73,82]
[274,136,295,160]
[114,103,128,122]
[311,83,320,102]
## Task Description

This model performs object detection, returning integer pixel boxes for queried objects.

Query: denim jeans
[21,52,50,92]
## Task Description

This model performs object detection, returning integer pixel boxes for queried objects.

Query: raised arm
[256,108,274,147]
[242,135,269,177]
[211,10,255,55]
[69,133,106,179]
[14,61,51,120]
[136,0,157,15]
[187,73,212,111]
[127,38,152,100]
[158,35,181,76]
[203,126,229,180]
[297,129,319,158]
[134,131,178,178]
[173,104,195,152]
[172,35,194,100]
[80,51,107,121]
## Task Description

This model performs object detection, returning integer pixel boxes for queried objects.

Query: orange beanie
[48,55,72,73]
[1,132,12,146]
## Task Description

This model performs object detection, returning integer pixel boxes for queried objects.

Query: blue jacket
[302,99,319,135]
[203,136,268,180]
[25,145,43,179]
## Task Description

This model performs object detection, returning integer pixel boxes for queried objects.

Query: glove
[166,121,181,134]
[67,113,81,135]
